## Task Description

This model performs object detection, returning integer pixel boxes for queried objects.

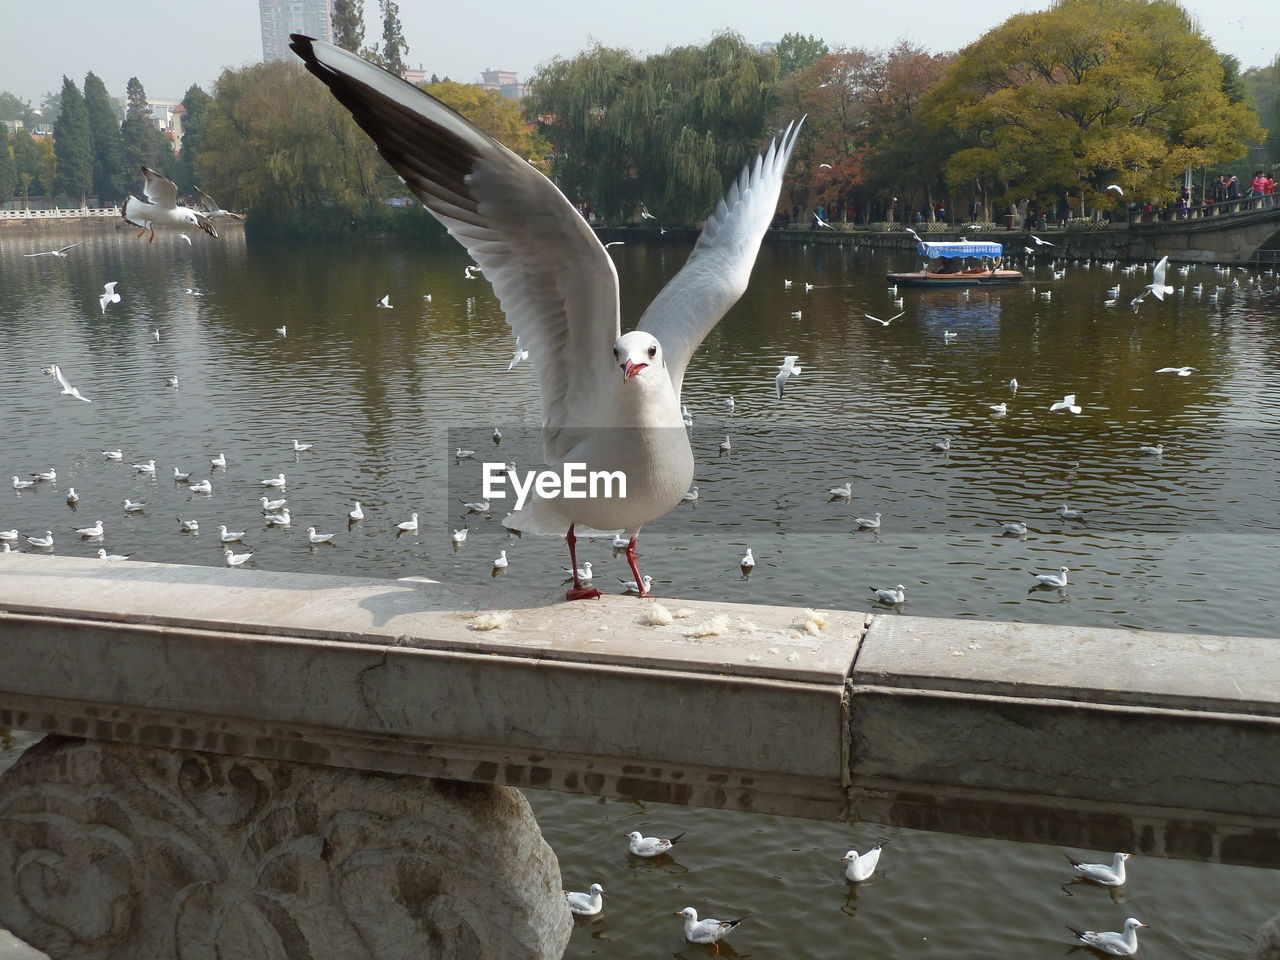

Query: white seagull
[188,479,212,493]
[224,548,254,566]
[260,496,288,513]
[122,499,145,512]
[829,482,852,500]
[26,531,53,548]
[65,489,78,505]
[1139,443,1164,456]
[450,527,468,543]
[194,186,244,220]
[97,549,130,561]
[464,264,484,279]
[218,525,246,543]
[871,584,906,604]
[290,35,801,603]
[76,520,104,539]
[624,829,686,855]
[210,453,227,468]
[508,340,530,370]
[864,310,904,327]
[1049,394,1082,414]
[854,512,882,531]
[775,355,802,398]
[493,549,509,570]
[397,512,419,532]
[178,518,199,532]
[740,547,755,570]
[1056,504,1085,520]
[1140,255,1174,301]
[261,473,287,487]
[307,526,336,544]
[1106,184,1125,196]
[1155,366,1196,376]
[1066,918,1147,957]
[102,450,123,460]
[564,883,604,916]
[99,281,121,314]
[277,326,287,337]
[349,501,364,520]
[24,241,83,259]
[376,294,393,309]
[618,573,652,594]
[561,560,593,581]
[841,839,889,881]
[11,476,35,490]
[264,508,291,526]
[52,365,92,402]
[675,907,744,947]
[292,439,314,452]
[1031,566,1070,587]
[998,520,1028,536]
[123,167,218,242]
[1067,851,1132,886]
[133,459,156,474]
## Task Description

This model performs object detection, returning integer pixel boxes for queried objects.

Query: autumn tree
[198,60,398,211]
[10,128,41,199]
[83,71,127,203]
[171,83,212,192]
[332,0,365,52]
[776,33,829,77]
[422,81,549,166]
[36,135,57,202]
[379,0,408,76]
[528,33,779,222]
[921,0,1264,214]
[53,76,92,204]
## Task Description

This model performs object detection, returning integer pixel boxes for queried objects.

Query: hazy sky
[2,0,1273,104]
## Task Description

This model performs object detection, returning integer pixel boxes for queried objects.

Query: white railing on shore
[0,206,121,220]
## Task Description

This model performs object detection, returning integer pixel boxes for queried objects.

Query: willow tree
[198,60,396,211]
[528,33,778,223]
[921,0,1263,213]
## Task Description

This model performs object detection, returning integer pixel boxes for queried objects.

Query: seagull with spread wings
[194,187,244,220]
[123,167,219,243]
[291,35,801,600]
[23,241,83,259]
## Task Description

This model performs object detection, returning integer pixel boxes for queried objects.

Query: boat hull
[887,270,1024,287]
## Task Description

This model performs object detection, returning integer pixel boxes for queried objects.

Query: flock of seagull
[562,827,1145,954]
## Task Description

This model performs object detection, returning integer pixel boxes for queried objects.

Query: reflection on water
[2,227,1277,957]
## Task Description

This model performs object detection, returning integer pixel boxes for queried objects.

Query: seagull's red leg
[625,536,650,597]
[564,523,599,601]
[136,227,147,239]
[148,225,156,244]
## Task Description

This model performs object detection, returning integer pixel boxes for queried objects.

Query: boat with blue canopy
[888,238,1023,286]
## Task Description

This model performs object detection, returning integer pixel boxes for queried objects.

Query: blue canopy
[918,240,1004,259]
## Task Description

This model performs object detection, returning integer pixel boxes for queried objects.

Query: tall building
[479,68,526,101]
[260,0,333,63]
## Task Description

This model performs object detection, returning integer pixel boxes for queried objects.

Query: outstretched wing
[290,35,620,462]
[194,187,218,212]
[193,212,219,239]
[637,120,803,398]
[140,167,178,209]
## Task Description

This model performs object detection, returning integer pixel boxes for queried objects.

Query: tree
[10,127,41,189]
[83,71,127,204]
[0,132,16,201]
[422,82,549,166]
[172,83,212,193]
[53,76,92,204]
[379,0,408,76]
[36,89,61,128]
[776,33,829,78]
[332,0,365,52]
[121,76,170,180]
[198,60,398,212]
[0,91,30,122]
[921,0,1264,214]
[1220,54,1248,104]
[528,33,779,222]
[36,135,57,203]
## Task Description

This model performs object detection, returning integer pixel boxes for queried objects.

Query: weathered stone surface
[0,737,571,960]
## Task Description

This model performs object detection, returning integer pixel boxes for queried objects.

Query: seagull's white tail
[121,196,149,228]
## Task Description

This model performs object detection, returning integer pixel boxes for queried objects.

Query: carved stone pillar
[0,737,572,960]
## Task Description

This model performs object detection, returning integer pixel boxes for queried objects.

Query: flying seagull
[1106,184,1125,196]
[123,167,219,242]
[775,355,802,398]
[194,186,244,220]
[864,310,904,327]
[290,34,802,601]
[24,241,83,259]
[99,281,121,315]
[52,364,92,403]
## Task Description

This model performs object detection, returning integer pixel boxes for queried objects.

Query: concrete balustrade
[2,554,1280,869]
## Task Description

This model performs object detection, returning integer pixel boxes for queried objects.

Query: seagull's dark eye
[647,345,657,358]
[613,347,619,358]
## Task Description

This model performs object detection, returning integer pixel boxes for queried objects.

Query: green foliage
[36,136,56,200]
[121,77,170,181]
[10,128,41,194]
[53,76,92,201]
[1220,54,1248,104]
[37,89,61,127]
[332,0,365,52]
[0,132,16,201]
[83,72,127,203]
[379,0,408,76]
[171,83,212,193]
[1241,59,1280,162]
[198,60,399,215]
[246,197,448,241]
[921,0,1264,210]
[776,33,829,77]
[0,91,30,122]
[527,33,779,222]
[422,81,549,166]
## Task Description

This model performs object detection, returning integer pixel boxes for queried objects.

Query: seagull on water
[0,530,16,541]
[122,499,145,512]
[26,531,53,547]
[397,512,419,532]
[31,468,56,481]
[931,437,951,452]
[854,512,882,530]
[1067,851,1132,886]
[11,476,35,490]
[464,264,484,279]
[189,479,212,493]
[864,310,904,326]
[1066,918,1147,956]
[719,436,732,455]
[99,281,121,314]
[224,548,254,566]
[264,508,291,526]
[775,355,802,398]
[829,481,852,500]
[842,839,889,881]
[619,573,653,594]
[564,883,604,916]
[24,241,83,259]
[211,453,227,468]
[493,549,509,570]
[989,402,1008,415]
[676,907,745,947]
[349,501,364,520]
[52,365,92,402]
[97,549,130,560]
[450,527,468,543]
[261,473,286,487]
[376,294,393,309]
[218,525,246,543]
[1049,394,1082,414]
[178,518,199,532]
[194,186,244,220]
[871,584,906,604]
[455,448,476,460]
[1155,366,1196,376]
[103,450,123,460]
[1056,504,1085,520]
[681,486,699,503]
[292,439,314,452]
[277,326,287,337]
[998,520,1028,536]
[943,329,957,341]
[290,35,801,603]
[1031,566,1070,587]
[461,497,491,514]
[76,520,104,539]
[562,560,593,581]
[307,526,336,544]
[258,496,287,514]
[133,459,156,474]
[624,829,686,860]
[740,547,755,570]
[1139,443,1164,456]
[173,467,191,481]
[123,167,218,242]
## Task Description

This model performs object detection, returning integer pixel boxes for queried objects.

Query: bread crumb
[803,621,821,636]
[738,620,759,633]
[672,607,696,619]
[645,603,674,626]
[787,651,800,662]
[804,608,828,629]
[685,614,730,638]
[767,646,780,655]
[471,611,512,631]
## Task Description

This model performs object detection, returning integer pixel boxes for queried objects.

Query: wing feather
[637,119,803,397]
[140,167,178,208]
[290,35,620,461]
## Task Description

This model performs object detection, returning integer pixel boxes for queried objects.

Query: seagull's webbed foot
[625,536,651,597]
[565,585,601,601]
[563,523,600,601]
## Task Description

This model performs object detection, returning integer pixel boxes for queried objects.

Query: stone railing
[0,206,121,220]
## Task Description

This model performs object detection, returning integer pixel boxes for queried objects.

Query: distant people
[1227,175,1240,201]
[1251,170,1268,198]
[935,202,947,221]
[1178,186,1190,219]
[1213,175,1227,205]
[913,211,924,224]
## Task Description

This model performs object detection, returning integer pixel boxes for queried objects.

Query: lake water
[1,226,1276,956]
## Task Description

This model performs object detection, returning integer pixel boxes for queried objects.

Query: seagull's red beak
[623,360,648,382]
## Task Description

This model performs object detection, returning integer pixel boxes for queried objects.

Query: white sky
[1,0,1273,104]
